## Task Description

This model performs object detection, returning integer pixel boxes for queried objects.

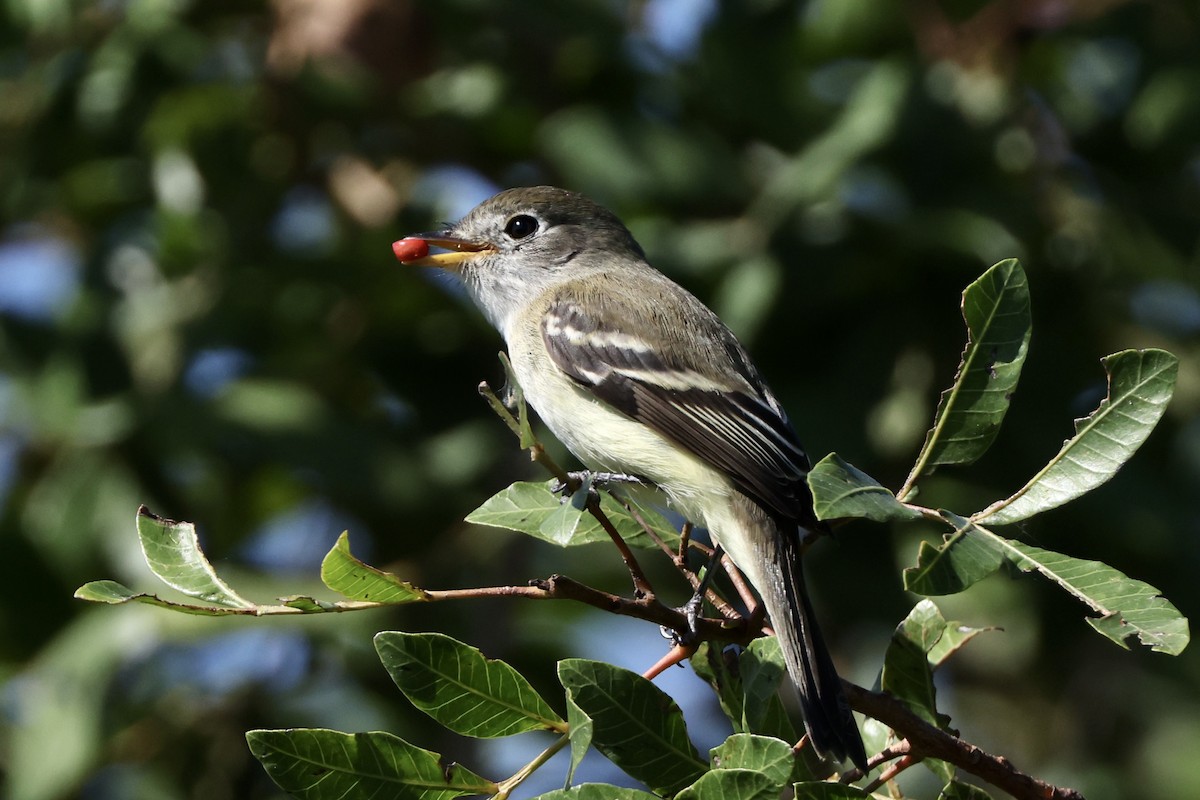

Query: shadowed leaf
[809,453,921,523]
[903,259,1031,494]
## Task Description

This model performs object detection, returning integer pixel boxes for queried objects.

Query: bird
[393,185,866,769]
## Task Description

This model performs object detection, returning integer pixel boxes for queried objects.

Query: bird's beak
[392,231,495,270]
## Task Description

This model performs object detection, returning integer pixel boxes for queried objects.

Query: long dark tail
[767,521,867,769]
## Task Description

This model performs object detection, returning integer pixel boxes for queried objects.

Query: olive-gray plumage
[404,186,866,769]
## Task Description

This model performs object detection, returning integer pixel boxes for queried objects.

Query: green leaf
[974,349,1178,525]
[927,619,996,670]
[737,638,798,744]
[902,513,1005,595]
[938,780,996,800]
[465,481,670,549]
[690,643,746,731]
[808,454,921,523]
[136,505,253,608]
[793,783,871,799]
[375,632,565,737]
[321,532,429,604]
[246,728,495,800]
[988,535,1189,655]
[532,786,660,800]
[709,734,796,790]
[73,581,373,616]
[563,680,594,787]
[557,658,706,796]
[880,601,957,782]
[676,769,780,800]
[903,259,1031,492]
[73,580,254,616]
[881,604,942,728]
[689,642,797,746]
[539,475,591,544]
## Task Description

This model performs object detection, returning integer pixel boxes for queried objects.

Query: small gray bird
[395,185,866,769]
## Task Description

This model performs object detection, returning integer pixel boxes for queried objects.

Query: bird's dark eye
[504,214,538,240]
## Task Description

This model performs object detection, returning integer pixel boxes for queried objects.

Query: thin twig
[856,741,921,793]
[584,494,656,599]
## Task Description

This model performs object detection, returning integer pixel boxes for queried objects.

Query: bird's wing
[541,295,815,522]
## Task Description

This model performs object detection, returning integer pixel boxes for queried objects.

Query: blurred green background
[1,0,1197,798]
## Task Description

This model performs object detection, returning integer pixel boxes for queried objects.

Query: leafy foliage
[70,259,1187,800]
[8,3,1198,797]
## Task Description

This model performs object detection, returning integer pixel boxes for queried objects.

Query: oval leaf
[557,658,706,796]
[246,728,495,800]
[136,506,252,608]
[809,453,921,523]
[974,349,1177,525]
[903,259,1032,493]
[466,481,672,549]
[321,532,429,604]
[709,734,796,790]
[375,632,565,737]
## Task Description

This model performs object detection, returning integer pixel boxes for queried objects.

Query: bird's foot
[550,470,643,497]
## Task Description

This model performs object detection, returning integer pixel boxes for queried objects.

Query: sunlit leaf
[466,481,670,549]
[558,659,706,795]
[74,580,253,616]
[321,532,428,604]
[903,259,1031,494]
[246,728,495,800]
[992,536,1189,655]
[136,505,253,608]
[974,349,1178,525]
[375,632,565,737]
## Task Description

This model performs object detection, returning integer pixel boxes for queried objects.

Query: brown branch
[426,575,758,646]
[842,683,1086,800]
